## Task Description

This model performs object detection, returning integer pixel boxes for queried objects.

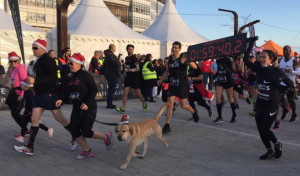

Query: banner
[8,0,25,64]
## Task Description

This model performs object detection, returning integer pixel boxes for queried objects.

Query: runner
[187,64,213,119]
[157,41,198,134]
[116,44,147,114]
[213,57,237,123]
[56,53,113,159]
[279,46,299,122]
[244,40,294,160]
[14,39,71,155]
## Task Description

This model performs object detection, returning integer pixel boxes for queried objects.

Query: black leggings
[69,107,97,138]
[20,110,49,136]
[8,101,24,128]
[188,92,210,110]
[286,90,296,114]
[255,110,278,149]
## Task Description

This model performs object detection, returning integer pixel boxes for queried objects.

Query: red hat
[8,52,19,60]
[33,39,47,51]
[70,53,85,65]
[294,52,299,57]
[120,115,129,124]
[21,78,33,87]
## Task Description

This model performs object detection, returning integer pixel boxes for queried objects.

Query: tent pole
[56,0,72,57]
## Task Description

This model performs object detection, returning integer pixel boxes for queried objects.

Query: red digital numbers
[202,47,208,59]
[208,46,214,58]
[224,42,231,55]
[234,40,242,53]
[218,44,224,55]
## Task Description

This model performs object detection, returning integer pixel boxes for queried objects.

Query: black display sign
[8,0,25,64]
[187,33,247,61]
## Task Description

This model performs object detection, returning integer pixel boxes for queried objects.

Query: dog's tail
[154,102,168,121]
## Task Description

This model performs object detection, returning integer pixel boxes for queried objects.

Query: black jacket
[103,50,121,79]
[33,52,57,94]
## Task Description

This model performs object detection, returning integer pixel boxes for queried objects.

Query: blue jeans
[203,72,209,89]
[106,78,117,106]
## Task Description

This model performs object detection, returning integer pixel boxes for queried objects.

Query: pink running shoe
[14,136,25,143]
[104,132,113,150]
[47,128,53,139]
[76,149,94,160]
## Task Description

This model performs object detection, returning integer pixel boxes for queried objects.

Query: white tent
[0,8,46,70]
[142,0,208,58]
[47,0,161,65]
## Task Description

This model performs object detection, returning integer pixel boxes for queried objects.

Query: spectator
[103,44,121,109]
[200,59,214,90]
[155,58,165,97]
[142,54,157,102]
[48,50,56,59]
[0,56,5,75]
[88,50,101,74]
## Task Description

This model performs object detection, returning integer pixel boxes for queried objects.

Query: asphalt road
[0,96,299,176]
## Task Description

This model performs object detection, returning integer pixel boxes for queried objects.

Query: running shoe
[47,128,53,139]
[192,108,199,123]
[259,149,274,160]
[14,145,34,156]
[273,120,281,130]
[172,102,178,112]
[104,132,113,150]
[274,141,282,159]
[71,140,79,151]
[162,124,171,134]
[116,107,125,114]
[143,103,147,113]
[14,136,24,143]
[15,130,30,137]
[281,109,289,120]
[235,104,239,109]
[246,97,251,104]
[249,110,256,116]
[76,149,94,160]
[230,114,237,123]
[289,114,297,122]
[213,117,223,124]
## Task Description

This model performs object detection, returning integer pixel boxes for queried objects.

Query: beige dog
[115,103,168,170]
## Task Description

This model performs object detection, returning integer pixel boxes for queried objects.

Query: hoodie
[9,64,27,96]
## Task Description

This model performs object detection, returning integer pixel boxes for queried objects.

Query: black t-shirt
[125,55,139,82]
[168,55,188,87]
[188,66,203,84]
[215,58,233,83]
[244,56,294,111]
[63,69,97,109]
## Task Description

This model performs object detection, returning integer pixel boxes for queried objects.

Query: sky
[176,0,300,52]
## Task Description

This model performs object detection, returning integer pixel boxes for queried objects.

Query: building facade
[0,0,175,32]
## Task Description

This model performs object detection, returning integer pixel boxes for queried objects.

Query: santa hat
[8,52,19,60]
[70,53,85,65]
[120,115,129,124]
[21,78,33,87]
[33,39,47,51]
[294,52,299,57]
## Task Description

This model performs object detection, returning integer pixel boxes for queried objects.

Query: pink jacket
[9,64,27,96]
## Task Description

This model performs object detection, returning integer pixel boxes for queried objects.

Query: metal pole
[218,9,238,36]
[238,20,260,34]
[56,0,73,57]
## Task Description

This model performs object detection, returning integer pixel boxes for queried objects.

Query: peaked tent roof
[0,8,44,32]
[48,0,151,40]
[142,0,208,43]
[260,40,284,56]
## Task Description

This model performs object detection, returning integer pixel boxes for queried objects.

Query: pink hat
[21,78,33,87]
[8,52,19,60]
[70,53,85,65]
[120,115,129,124]
[33,39,47,51]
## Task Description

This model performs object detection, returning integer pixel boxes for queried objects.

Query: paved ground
[0,95,300,176]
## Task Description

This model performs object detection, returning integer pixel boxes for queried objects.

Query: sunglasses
[9,60,18,63]
[32,47,39,50]
[68,62,74,66]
